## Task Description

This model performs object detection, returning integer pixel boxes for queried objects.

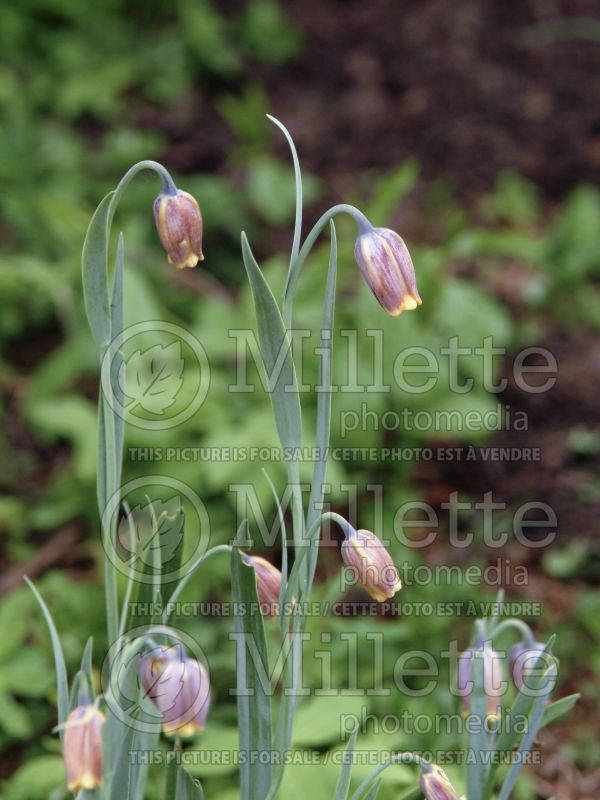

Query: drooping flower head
[63,704,105,792]
[241,553,282,616]
[419,763,462,800]
[457,640,504,722]
[140,644,210,737]
[354,225,421,316]
[341,527,402,602]
[153,188,204,269]
[509,640,546,691]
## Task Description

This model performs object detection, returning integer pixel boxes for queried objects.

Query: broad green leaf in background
[3,755,65,800]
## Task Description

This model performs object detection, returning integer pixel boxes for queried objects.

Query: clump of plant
[26,118,576,800]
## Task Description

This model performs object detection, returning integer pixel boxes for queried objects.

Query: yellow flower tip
[154,189,204,270]
[164,720,205,738]
[63,705,105,792]
[355,226,421,316]
[341,528,402,602]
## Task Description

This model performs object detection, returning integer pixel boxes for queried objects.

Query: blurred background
[0,0,599,798]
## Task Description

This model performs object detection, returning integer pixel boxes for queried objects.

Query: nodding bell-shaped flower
[63,704,105,792]
[457,641,504,722]
[419,763,463,800]
[153,188,204,269]
[241,553,282,616]
[341,528,402,602]
[354,225,421,316]
[509,640,546,691]
[140,644,210,737]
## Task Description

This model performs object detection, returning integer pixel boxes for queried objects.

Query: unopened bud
[140,644,210,737]
[341,528,402,602]
[354,226,421,316]
[63,704,105,792]
[419,763,462,800]
[509,640,546,691]
[241,553,282,616]
[153,189,204,269]
[457,641,504,722]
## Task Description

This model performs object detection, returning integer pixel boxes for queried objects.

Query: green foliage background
[0,1,599,797]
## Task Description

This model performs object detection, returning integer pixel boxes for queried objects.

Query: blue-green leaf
[175,768,205,800]
[307,221,336,584]
[484,640,557,798]
[24,578,69,736]
[498,660,557,800]
[333,732,357,800]
[349,754,422,800]
[230,545,273,800]
[267,115,303,268]
[361,780,382,800]
[82,191,114,350]
[241,232,302,452]
[467,652,489,800]
[541,692,579,726]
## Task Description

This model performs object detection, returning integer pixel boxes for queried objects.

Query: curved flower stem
[281,203,370,327]
[320,510,356,539]
[349,752,425,800]
[489,618,535,644]
[267,115,303,269]
[86,160,178,647]
[163,545,233,623]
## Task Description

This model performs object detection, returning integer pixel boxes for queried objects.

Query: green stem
[282,203,369,326]
[489,618,535,644]
[95,160,177,647]
[163,545,233,623]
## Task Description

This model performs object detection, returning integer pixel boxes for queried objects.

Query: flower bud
[63,704,105,792]
[354,226,421,316]
[241,553,282,616]
[341,528,402,602]
[140,644,210,737]
[153,189,204,269]
[419,763,462,800]
[509,640,546,691]
[457,641,504,722]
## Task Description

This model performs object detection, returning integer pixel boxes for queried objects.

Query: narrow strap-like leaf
[498,661,557,800]
[349,753,422,800]
[541,692,579,726]
[333,732,357,800]
[80,636,95,698]
[175,768,205,800]
[466,650,489,800]
[110,232,125,489]
[241,232,302,453]
[361,780,382,800]
[24,577,69,736]
[82,191,114,350]
[307,220,337,585]
[267,115,303,269]
[231,545,273,800]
